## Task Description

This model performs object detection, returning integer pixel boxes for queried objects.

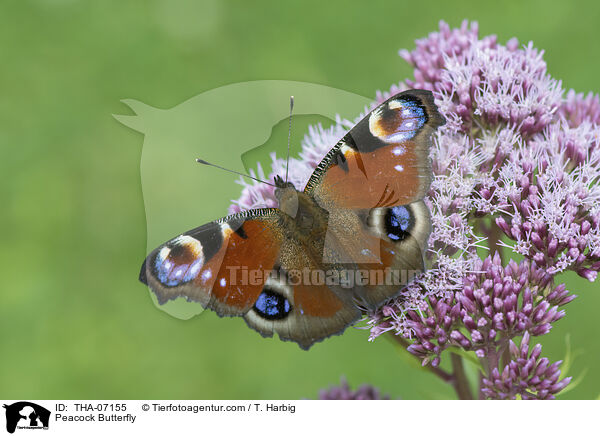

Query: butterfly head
[273,175,295,189]
[273,175,299,217]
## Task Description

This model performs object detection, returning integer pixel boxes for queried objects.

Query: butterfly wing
[140,208,284,317]
[140,208,361,349]
[318,200,431,310]
[304,89,444,209]
[243,264,361,350]
[354,202,431,309]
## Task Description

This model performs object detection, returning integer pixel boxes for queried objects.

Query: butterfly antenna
[285,95,294,183]
[196,159,276,187]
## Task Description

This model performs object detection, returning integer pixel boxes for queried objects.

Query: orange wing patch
[305,90,444,210]
[293,282,344,317]
[204,220,283,315]
[317,143,423,209]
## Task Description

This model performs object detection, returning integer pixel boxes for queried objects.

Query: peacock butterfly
[139,89,445,349]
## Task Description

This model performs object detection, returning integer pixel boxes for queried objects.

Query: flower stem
[478,372,485,399]
[483,221,512,375]
[389,333,477,399]
[481,219,504,257]
[450,353,474,400]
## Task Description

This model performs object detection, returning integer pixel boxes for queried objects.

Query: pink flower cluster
[231,20,598,399]
[317,378,390,400]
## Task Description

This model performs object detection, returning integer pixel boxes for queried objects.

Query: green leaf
[387,335,428,371]
[557,369,588,396]
[448,347,485,372]
[556,334,586,397]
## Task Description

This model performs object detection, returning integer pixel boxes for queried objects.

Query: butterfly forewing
[140,209,284,316]
[304,89,444,210]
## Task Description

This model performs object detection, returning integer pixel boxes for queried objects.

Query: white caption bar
[0,400,593,435]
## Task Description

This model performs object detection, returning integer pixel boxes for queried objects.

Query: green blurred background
[1,0,599,399]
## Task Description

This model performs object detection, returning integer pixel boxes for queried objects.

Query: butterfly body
[273,177,330,260]
[140,90,445,349]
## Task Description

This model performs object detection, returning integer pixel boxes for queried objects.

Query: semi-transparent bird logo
[114,80,370,320]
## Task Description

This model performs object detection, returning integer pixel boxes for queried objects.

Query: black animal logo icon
[3,402,50,434]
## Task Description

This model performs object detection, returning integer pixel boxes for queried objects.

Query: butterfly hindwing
[304,89,444,210]
[318,201,431,310]
[355,201,431,308]
[243,265,361,350]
